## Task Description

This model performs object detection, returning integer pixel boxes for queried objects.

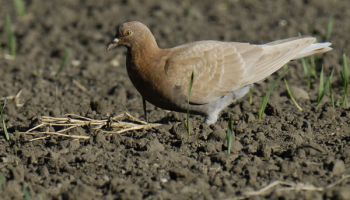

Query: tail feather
[293,42,332,60]
[243,37,332,85]
[246,37,315,84]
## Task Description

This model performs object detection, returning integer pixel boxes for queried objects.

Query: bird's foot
[205,113,219,125]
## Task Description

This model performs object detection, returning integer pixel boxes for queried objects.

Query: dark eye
[124,30,132,36]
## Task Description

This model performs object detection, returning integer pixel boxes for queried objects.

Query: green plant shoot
[284,79,303,111]
[5,15,16,58]
[185,71,194,134]
[226,117,235,154]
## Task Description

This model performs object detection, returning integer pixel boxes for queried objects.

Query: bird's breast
[126,59,185,112]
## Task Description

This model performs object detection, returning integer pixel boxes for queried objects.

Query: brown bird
[107,21,332,124]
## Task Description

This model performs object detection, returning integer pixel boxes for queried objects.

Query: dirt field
[0,0,350,199]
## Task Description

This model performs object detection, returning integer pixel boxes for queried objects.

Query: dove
[107,21,332,124]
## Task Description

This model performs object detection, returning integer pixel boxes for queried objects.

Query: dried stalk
[229,174,350,200]
[23,112,161,141]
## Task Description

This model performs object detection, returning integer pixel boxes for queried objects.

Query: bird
[107,21,332,124]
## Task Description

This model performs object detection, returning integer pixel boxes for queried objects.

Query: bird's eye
[124,30,133,36]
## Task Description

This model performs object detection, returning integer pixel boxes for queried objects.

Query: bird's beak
[106,38,120,51]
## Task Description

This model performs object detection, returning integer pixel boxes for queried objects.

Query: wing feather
[164,37,315,105]
[165,41,254,104]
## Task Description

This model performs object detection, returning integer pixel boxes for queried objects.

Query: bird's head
[107,21,157,51]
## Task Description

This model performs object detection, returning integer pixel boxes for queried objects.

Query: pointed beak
[106,38,120,51]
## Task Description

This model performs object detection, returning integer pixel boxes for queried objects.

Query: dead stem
[0,90,24,107]
[229,174,350,200]
[22,112,161,141]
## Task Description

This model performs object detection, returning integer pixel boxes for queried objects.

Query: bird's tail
[292,42,332,60]
[244,37,332,85]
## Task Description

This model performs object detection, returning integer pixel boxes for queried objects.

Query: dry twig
[228,174,350,200]
[0,90,24,107]
[23,112,161,141]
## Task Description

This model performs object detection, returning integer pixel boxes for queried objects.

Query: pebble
[332,160,345,176]
[290,86,310,100]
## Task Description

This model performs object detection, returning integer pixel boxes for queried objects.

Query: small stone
[209,128,226,141]
[232,140,243,153]
[337,187,350,200]
[332,160,345,176]
[247,142,258,154]
[290,86,309,100]
[260,144,272,159]
[147,138,165,152]
[69,139,80,151]
[255,132,266,142]
[71,59,81,67]
[110,58,120,67]
[245,113,256,122]
[160,178,168,183]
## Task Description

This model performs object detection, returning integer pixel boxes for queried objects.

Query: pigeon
[107,21,332,124]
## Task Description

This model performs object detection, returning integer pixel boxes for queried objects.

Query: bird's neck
[129,36,160,68]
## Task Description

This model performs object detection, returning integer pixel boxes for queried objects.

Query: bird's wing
[165,41,262,104]
[165,37,315,104]
[242,37,316,85]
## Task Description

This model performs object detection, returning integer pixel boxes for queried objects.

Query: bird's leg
[142,97,148,122]
[205,112,219,125]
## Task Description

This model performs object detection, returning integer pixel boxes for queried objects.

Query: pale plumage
[107,21,332,124]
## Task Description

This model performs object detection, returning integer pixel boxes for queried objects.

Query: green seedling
[248,88,254,105]
[226,117,235,154]
[55,49,70,76]
[316,66,325,106]
[284,79,303,111]
[341,53,349,108]
[14,0,26,17]
[185,71,194,135]
[258,72,285,121]
[310,56,318,79]
[5,15,16,58]
[328,70,335,108]
[0,31,2,54]
[301,57,317,88]
[0,100,9,141]
[326,16,334,41]
[23,185,32,200]
[0,173,5,191]
[302,58,312,88]
[317,66,334,107]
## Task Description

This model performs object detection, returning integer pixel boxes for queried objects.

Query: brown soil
[0,0,349,199]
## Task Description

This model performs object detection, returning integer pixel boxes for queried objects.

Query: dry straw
[24,112,161,141]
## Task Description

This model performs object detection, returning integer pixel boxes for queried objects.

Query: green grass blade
[258,69,287,120]
[326,16,334,41]
[23,185,32,200]
[0,173,6,190]
[259,80,277,120]
[185,71,194,134]
[55,49,70,76]
[341,53,349,108]
[14,0,26,17]
[327,70,335,108]
[0,100,10,141]
[284,79,303,111]
[0,31,2,54]
[5,15,16,58]
[301,58,314,88]
[188,71,194,101]
[226,117,235,154]
[317,66,325,107]
[9,34,16,57]
[301,58,310,77]
[248,88,253,105]
[309,56,317,79]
